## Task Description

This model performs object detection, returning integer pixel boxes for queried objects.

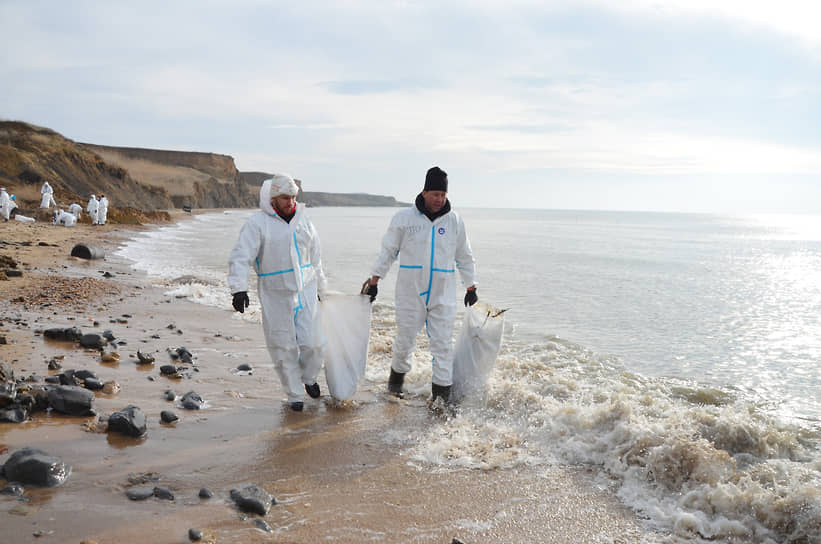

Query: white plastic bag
[451,302,505,401]
[321,294,372,400]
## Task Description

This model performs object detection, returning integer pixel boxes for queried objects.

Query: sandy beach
[0,216,662,544]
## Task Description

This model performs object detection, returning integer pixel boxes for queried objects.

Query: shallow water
[114,208,821,543]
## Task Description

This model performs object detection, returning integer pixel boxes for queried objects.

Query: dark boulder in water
[160,410,178,424]
[1,483,25,497]
[0,380,17,408]
[230,485,275,515]
[153,486,174,500]
[108,405,147,437]
[188,528,203,541]
[254,519,273,533]
[126,487,155,501]
[0,361,14,382]
[0,405,30,423]
[83,377,104,391]
[198,488,213,499]
[137,350,155,364]
[169,346,193,364]
[47,385,95,416]
[160,364,179,376]
[79,333,108,349]
[102,330,116,341]
[1,447,71,487]
[43,327,83,342]
[180,391,204,410]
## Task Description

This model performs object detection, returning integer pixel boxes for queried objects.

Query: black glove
[232,291,250,313]
[464,288,478,307]
[366,283,378,302]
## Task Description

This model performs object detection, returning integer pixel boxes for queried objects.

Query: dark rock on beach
[0,379,16,407]
[153,486,174,500]
[180,391,204,410]
[79,333,108,349]
[48,385,95,416]
[160,410,178,424]
[136,350,155,364]
[198,488,213,499]
[43,327,83,342]
[1,483,25,497]
[126,487,155,501]
[1,447,71,487]
[0,405,30,423]
[254,518,273,533]
[0,361,14,382]
[160,364,179,376]
[108,405,147,437]
[169,346,193,364]
[188,528,203,541]
[230,485,274,515]
[164,389,176,401]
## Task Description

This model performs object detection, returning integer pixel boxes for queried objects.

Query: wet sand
[1,217,661,543]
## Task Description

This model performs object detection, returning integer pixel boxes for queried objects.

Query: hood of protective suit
[259,176,300,216]
[259,179,276,215]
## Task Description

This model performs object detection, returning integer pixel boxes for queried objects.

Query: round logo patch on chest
[438,227,446,235]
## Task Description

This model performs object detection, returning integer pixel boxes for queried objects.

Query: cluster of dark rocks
[1,312,277,541]
[0,448,279,541]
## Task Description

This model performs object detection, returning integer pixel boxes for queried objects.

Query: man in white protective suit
[97,194,109,225]
[228,174,327,412]
[366,166,477,405]
[40,181,57,208]
[87,194,99,225]
[68,202,83,220]
[0,188,10,221]
[52,209,77,227]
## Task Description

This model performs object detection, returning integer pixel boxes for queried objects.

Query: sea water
[116,208,821,543]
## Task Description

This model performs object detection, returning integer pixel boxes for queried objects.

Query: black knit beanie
[424,166,448,192]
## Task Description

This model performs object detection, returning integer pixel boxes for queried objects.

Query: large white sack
[452,303,505,401]
[321,294,371,400]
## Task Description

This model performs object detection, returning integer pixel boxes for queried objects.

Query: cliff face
[0,120,407,213]
[82,144,257,209]
[0,121,173,210]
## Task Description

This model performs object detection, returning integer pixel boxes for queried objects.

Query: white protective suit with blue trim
[371,203,476,386]
[228,178,327,403]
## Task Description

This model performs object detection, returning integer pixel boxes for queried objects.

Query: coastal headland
[0,217,657,543]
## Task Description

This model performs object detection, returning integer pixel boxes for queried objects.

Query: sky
[1,0,820,213]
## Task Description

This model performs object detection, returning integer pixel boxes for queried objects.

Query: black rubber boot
[431,383,451,404]
[289,401,304,412]
[305,383,320,399]
[387,369,405,397]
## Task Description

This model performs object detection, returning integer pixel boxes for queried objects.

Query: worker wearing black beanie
[365,165,478,408]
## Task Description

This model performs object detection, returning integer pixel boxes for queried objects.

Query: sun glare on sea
[748,213,821,241]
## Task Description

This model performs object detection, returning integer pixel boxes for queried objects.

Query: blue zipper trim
[419,225,437,304]
[400,264,423,269]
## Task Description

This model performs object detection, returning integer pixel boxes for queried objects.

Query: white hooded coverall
[53,210,77,227]
[98,196,109,224]
[228,177,327,403]
[68,203,83,219]
[87,195,99,224]
[0,189,10,221]
[40,182,57,208]
[371,204,476,386]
